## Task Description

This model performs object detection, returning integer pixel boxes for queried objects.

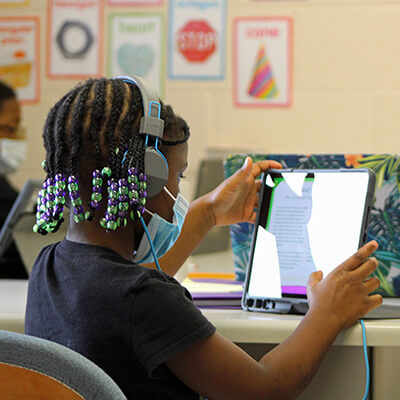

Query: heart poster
[108,13,164,96]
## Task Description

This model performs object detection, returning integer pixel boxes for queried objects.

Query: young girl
[25,76,382,400]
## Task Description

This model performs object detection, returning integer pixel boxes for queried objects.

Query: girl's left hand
[205,156,282,226]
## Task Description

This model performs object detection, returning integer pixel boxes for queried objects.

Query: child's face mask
[0,137,27,175]
[133,186,189,265]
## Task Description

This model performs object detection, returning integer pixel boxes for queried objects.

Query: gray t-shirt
[25,239,216,399]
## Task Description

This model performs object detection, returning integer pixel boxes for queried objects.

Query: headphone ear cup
[145,147,169,198]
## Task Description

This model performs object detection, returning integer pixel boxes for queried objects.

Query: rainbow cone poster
[247,44,278,100]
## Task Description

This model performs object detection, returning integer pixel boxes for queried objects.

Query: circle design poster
[47,0,103,78]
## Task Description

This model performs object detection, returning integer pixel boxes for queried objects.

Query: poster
[108,13,164,95]
[234,17,292,108]
[0,17,39,103]
[0,0,29,6]
[168,0,226,80]
[108,0,162,5]
[47,0,103,78]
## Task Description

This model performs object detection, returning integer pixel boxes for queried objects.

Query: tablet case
[224,154,400,298]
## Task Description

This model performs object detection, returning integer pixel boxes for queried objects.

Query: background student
[0,81,27,279]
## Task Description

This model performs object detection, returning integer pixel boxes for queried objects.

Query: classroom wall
[2,0,400,199]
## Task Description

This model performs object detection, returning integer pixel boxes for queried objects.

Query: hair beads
[54,173,66,219]
[33,182,50,235]
[117,178,129,228]
[34,77,190,236]
[138,173,147,217]
[33,172,65,235]
[67,176,84,223]
[85,169,103,221]
[106,178,119,231]
[34,164,152,234]
[128,167,139,221]
[44,177,55,221]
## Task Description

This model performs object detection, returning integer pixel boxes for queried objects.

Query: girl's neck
[66,213,141,261]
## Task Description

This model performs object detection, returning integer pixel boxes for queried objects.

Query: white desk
[0,280,27,334]
[1,273,400,399]
[201,309,400,400]
[203,308,400,347]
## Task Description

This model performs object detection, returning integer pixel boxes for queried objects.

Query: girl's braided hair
[35,77,189,234]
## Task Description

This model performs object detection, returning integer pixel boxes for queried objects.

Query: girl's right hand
[306,240,383,330]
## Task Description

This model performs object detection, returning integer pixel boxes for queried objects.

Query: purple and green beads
[117,178,129,228]
[34,174,66,235]
[85,169,103,221]
[104,178,118,231]
[68,175,85,224]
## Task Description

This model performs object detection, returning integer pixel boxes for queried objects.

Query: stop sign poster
[108,13,164,96]
[168,0,226,80]
[234,17,293,107]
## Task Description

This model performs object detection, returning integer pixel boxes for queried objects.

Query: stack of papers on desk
[182,273,243,309]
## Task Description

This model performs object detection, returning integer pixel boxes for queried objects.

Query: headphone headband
[113,75,164,139]
[112,74,168,199]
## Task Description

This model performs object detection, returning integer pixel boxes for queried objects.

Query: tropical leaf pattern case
[224,153,400,297]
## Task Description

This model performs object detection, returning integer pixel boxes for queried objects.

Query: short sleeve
[130,272,216,377]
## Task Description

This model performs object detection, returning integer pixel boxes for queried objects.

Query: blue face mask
[132,187,189,264]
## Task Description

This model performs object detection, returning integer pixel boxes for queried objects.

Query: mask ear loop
[139,215,161,271]
[163,186,177,202]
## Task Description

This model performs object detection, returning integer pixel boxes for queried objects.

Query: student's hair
[0,81,17,112]
[35,78,189,235]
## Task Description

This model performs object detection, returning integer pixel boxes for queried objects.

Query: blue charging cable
[359,319,370,400]
[121,134,165,273]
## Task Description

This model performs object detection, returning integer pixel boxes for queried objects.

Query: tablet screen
[248,170,372,299]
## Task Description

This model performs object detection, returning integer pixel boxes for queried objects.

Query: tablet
[243,168,375,312]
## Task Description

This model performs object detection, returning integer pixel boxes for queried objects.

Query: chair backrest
[0,329,127,400]
[192,158,230,255]
[0,179,42,260]
[0,178,69,275]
